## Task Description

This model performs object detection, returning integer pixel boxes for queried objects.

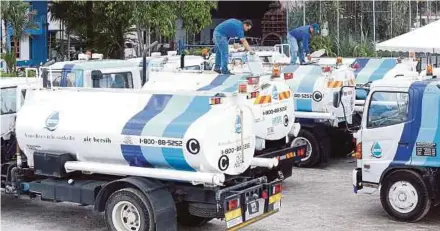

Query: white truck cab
[353,77,440,222]
[1,78,40,162]
[40,59,143,89]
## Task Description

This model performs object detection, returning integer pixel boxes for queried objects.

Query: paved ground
[1,158,439,231]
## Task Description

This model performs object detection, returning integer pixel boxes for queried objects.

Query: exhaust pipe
[65,161,225,186]
[251,157,279,169]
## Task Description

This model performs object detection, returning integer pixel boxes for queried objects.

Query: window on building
[99,72,134,89]
[10,37,20,58]
[367,91,409,129]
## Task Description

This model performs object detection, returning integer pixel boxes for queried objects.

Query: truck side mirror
[42,69,50,88]
[91,70,103,88]
[416,59,422,73]
[333,91,341,108]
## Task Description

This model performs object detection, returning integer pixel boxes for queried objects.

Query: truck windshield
[367,91,409,128]
[1,87,17,115]
[43,70,81,87]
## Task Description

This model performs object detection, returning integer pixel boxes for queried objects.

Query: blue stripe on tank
[352,58,369,79]
[161,96,212,171]
[121,94,173,167]
[197,74,231,91]
[295,66,321,112]
[368,58,397,82]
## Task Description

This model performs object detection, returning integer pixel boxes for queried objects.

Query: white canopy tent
[375,20,440,53]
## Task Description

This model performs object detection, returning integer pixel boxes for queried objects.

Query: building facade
[3,1,48,67]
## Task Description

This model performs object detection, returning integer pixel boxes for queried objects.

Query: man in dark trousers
[213,19,254,74]
[287,23,320,65]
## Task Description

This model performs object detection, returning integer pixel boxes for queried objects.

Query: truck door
[361,90,411,183]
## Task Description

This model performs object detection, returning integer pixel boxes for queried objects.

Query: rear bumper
[252,144,307,179]
[222,177,283,230]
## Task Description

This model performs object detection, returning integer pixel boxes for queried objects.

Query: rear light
[262,190,268,199]
[322,66,332,73]
[238,83,247,93]
[248,91,259,99]
[297,148,305,157]
[354,142,362,159]
[336,56,343,65]
[272,183,282,194]
[247,76,259,85]
[427,64,433,76]
[210,97,223,105]
[351,63,360,70]
[272,65,281,77]
[228,198,239,211]
[284,72,293,80]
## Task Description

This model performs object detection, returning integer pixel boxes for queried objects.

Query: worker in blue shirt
[213,19,254,74]
[287,23,320,65]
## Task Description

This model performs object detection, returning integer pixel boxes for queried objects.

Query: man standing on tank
[213,19,255,74]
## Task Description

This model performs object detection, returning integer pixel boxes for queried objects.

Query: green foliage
[311,36,336,57]
[0,72,18,77]
[176,1,218,35]
[1,1,38,58]
[50,1,134,58]
[50,1,217,58]
[1,51,17,74]
[132,1,177,38]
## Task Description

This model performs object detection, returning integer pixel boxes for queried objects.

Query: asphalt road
[1,158,439,231]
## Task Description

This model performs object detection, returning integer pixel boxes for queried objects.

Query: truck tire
[380,170,432,222]
[291,129,321,168]
[105,188,156,231]
[176,202,212,226]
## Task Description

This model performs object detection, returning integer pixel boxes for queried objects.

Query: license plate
[245,198,265,220]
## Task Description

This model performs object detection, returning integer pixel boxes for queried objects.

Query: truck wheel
[105,188,155,231]
[176,202,212,226]
[291,129,320,168]
[380,170,432,222]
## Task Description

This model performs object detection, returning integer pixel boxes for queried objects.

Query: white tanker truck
[2,87,307,231]
[142,68,303,179]
[270,60,357,167]
[218,52,358,168]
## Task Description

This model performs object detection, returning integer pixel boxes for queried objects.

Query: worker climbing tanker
[16,88,257,176]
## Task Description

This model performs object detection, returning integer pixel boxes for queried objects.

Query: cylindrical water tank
[16,88,256,175]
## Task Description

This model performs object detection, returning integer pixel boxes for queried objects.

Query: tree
[1,1,37,72]
[176,1,218,41]
[50,1,135,59]
[131,1,177,55]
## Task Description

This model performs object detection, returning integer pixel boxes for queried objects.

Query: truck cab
[353,78,440,222]
[40,60,143,89]
[1,78,40,164]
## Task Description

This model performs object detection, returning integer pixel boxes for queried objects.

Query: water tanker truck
[187,50,357,167]
[2,87,306,231]
[352,77,440,223]
[142,69,302,179]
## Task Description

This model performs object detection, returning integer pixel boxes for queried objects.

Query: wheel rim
[291,137,312,162]
[388,181,419,214]
[112,201,141,231]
